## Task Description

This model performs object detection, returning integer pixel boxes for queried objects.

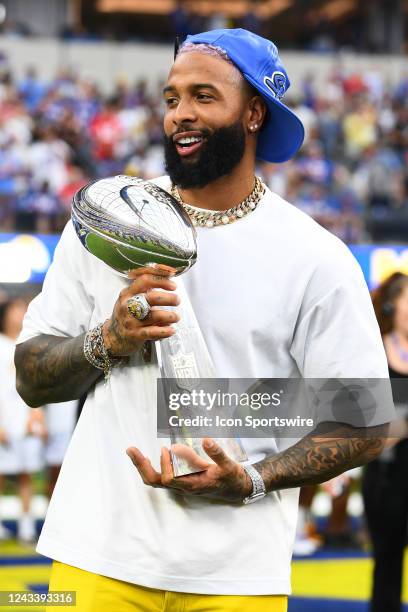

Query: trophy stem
[156,280,247,476]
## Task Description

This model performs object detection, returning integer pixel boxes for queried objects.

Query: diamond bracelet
[83,323,122,380]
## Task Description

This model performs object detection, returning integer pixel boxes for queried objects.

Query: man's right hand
[102,264,180,357]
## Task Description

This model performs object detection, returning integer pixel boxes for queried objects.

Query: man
[16,29,391,611]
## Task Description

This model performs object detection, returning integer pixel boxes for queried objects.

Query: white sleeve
[290,240,389,378]
[289,241,394,427]
[18,221,94,343]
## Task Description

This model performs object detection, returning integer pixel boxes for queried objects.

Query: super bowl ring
[127,294,150,321]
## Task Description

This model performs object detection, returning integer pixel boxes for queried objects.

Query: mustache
[169,125,212,140]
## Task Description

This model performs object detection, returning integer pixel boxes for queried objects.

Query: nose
[172,96,197,126]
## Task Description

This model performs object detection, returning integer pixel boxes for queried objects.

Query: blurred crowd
[0,56,406,241]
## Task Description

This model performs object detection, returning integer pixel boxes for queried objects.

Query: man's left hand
[126,438,253,503]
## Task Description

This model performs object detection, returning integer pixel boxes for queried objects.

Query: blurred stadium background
[0,1,407,611]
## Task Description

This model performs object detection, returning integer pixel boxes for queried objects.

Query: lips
[173,131,205,158]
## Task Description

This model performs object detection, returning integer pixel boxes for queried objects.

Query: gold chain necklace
[170,176,265,228]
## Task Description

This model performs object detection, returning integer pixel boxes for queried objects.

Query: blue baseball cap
[183,28,304,163]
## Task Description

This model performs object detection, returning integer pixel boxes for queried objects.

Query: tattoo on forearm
[254,423,388,493]
[15,334,102,407]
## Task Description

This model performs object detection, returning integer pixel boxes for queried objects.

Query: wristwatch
[242,464,267,504]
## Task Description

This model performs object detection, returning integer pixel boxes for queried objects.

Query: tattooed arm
[15,334,101,407]
[15,265,179,408]
[126,422,389,503]
[253,422,388,493]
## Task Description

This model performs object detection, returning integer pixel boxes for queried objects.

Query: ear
[246,96,267,135]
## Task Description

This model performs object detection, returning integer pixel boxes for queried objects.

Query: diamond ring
[127,294,151,321]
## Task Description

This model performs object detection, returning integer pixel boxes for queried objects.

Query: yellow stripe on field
[292,549,408,603]
[0,541,38,557]
[0,564,51,612]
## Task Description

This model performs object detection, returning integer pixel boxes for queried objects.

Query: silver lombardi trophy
[72,175,247,475]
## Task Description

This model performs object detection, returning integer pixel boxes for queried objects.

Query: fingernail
[205,439,215,449]
[163,266,177,277]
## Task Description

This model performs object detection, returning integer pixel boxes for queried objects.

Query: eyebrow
[163,83,219,95]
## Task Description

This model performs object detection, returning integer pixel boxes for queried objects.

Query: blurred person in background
[18,66,48,113]
[0,298,46,543]
[363,272,408,612]
[352,142,405,210]
[342,94,377,161]
[294,468,361,556]
[89,96,124,176]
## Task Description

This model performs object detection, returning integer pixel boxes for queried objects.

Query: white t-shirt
[45,401,77,436]
[18,177,389,595]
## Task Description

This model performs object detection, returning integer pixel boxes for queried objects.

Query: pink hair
[177,42,242,86]
[178,42,234,65]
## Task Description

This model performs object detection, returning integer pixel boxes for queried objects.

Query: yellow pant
[46,561,288,612]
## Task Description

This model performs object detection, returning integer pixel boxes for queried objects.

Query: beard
[163,121,246,189]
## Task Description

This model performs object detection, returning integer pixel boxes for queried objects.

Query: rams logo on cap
[264,71,286,100]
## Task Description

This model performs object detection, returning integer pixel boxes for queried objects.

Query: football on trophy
[71,175,197,276]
